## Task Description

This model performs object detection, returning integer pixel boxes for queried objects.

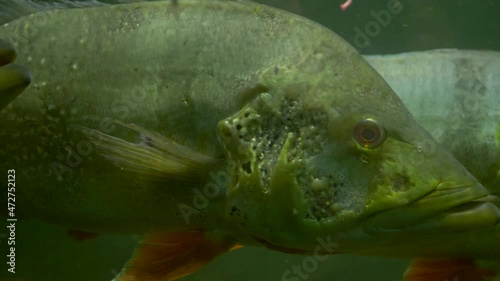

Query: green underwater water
[1,0,499,281]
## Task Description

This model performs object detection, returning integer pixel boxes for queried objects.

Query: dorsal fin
[0,0,109,25]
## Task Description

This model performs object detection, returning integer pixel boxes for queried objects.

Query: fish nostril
[392,173,411,192]
[241,162,252,174]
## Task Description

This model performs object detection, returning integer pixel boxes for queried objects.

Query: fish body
[1,1,499,280]
[2,0,333,234]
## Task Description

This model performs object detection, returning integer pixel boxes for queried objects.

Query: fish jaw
[363,140,499,233]
[364,182,498,233]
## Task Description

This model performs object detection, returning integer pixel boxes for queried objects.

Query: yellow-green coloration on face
[215,53,499,255]
[1,1,499,274]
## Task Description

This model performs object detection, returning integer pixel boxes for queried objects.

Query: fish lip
[414,182,489,211]
[363,182,500,234]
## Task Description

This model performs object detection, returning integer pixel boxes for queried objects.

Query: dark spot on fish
[236,124,242,130]
[453,58,487,99]
[273,66,279,74]
[244,112,250,118]
[242,162,252,174]
[141,135,155,148]
[444,58,488,149]
[393,173,411,192]
[230,206,240,216]
[133,68,138,72]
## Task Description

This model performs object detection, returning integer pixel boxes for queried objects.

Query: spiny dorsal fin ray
[0,0,250,26]
[0,0,112,26]
[75,121,220,186]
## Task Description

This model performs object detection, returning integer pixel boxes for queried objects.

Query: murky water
[0,1,499,281]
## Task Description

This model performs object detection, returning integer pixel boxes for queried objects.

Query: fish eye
[353,118,386,148]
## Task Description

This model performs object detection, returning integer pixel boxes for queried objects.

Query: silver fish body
[366,49,500,195]
[366,49,500,257]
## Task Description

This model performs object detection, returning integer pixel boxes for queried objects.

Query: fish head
[216,44,500,255]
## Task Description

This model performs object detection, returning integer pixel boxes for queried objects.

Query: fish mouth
[364,182,500,234]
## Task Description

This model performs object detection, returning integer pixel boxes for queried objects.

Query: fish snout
[364,181,500,234]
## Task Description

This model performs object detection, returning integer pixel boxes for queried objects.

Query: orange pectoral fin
[403,258,497,281]
[230,244,244,251]
[114,229,235,281]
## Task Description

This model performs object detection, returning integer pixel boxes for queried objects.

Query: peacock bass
[0,1,498,280]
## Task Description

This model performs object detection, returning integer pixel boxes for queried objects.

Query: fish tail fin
[403,258,497,281]
[113,230,235,281]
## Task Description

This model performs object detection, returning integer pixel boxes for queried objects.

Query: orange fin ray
[114,230,234,281]
[404,258,497,281]
[230,244,244,251]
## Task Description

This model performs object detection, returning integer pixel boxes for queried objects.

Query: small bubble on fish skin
[40,58,46,65]
[34,81,47,88]
[27,56,33,62]
[72,63,78,70]
[311,178,328,191]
